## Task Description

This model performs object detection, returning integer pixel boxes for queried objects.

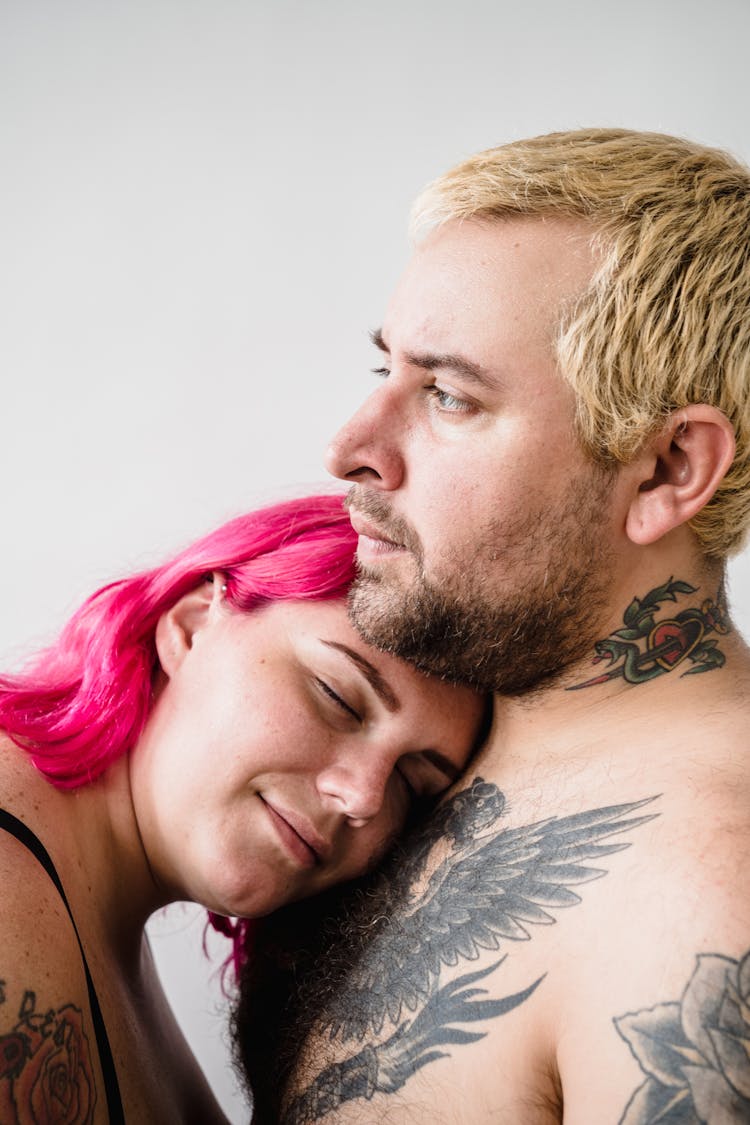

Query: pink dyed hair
[0,494,357,973]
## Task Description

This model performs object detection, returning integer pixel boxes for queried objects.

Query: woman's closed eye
[315,677,362,723]
[397,753,457,802]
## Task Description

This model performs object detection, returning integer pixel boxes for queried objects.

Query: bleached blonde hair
[411,128,750,558]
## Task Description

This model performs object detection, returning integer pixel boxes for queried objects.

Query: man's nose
[316,752,393,828]
[325,387,405,491]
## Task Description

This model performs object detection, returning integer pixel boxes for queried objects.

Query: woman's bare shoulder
[0,820,110,1123]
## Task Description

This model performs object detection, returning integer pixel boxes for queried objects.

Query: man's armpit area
[0,981,98,1124]
[282,1019,562,1125]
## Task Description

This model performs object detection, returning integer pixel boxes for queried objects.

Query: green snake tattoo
[569,578,730,691]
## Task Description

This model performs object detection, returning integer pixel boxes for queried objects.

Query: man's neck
[487,564,749,776]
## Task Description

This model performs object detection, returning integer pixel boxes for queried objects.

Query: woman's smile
[260,796,326,870]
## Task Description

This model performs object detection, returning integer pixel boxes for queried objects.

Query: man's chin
[347,572,414,650]
[346,570,466,679]
[347,577,483,684]
[346,564,603,696]
[355,544,415,578]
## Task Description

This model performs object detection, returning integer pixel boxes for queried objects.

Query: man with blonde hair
[238,129,750,1123]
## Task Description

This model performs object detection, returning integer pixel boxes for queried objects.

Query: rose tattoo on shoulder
[0,987,97,1124]
[615,945,750,1123]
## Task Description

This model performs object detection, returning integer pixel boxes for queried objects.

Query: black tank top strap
[0,808,125,1124]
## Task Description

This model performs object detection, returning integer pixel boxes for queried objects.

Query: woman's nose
[316,754,393,828]
[325,388,406,491]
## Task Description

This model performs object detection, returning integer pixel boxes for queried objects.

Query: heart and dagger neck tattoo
[569,577,729,690]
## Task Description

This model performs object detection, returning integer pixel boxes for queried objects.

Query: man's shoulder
[546,761,750,1123]
[482,742,749,973]
[559,750,749,923]
[491,740,750,1121]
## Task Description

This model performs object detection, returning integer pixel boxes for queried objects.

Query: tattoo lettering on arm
[283,779,659,1123]
[0,986,97,1123]
[569,578,730,692]
[615,944,750,1123]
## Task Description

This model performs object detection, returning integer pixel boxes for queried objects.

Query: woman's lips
[261,798,329,869]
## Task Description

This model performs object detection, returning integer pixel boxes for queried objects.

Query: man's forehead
[404,215,595,295]
[382,216,596,360]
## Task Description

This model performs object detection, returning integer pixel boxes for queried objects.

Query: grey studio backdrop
[3,1,750,1119]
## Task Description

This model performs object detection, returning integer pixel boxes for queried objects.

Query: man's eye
[427,386,473,413]
[316,678,361,722]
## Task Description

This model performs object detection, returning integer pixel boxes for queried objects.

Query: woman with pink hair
[0,494,483,1124]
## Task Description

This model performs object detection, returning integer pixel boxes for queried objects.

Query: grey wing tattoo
[283,780,659,1123]
[323,778,659,1042]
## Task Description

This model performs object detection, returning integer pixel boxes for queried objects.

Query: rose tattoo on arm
[0,987,97,1124]
[615,945,750,1123]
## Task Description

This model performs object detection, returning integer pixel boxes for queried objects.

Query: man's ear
[154,572,226,678]
[625,406,735,546]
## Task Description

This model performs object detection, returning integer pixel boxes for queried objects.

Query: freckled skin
[129,597,484,919]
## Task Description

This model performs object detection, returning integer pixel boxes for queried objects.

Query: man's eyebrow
[322,640,400,712]
[370,327,389,354]
[370,327,500,389]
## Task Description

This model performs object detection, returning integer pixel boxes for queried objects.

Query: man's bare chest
[278,777,661,1124]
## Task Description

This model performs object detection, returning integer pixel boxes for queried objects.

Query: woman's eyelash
[371,366,390,378]
[396,767,419,798]
[316,678,361,721]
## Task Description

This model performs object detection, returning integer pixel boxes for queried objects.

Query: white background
[3,1,750,1119]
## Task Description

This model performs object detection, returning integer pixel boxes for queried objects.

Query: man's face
[326,217,621,694]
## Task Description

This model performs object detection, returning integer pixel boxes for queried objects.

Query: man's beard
[346,472,615,696]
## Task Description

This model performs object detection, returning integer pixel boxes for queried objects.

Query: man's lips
[348,511,403,551]
[261,798,331,869]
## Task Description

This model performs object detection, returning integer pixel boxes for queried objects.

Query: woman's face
[130,594,484,917]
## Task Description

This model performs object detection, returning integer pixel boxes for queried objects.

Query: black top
[0,807,125,1124]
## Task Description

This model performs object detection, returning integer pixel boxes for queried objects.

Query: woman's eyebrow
[321,640,400,712]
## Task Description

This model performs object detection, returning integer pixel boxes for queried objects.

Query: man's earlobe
[625,406,735,546]
[154,572,226,678]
